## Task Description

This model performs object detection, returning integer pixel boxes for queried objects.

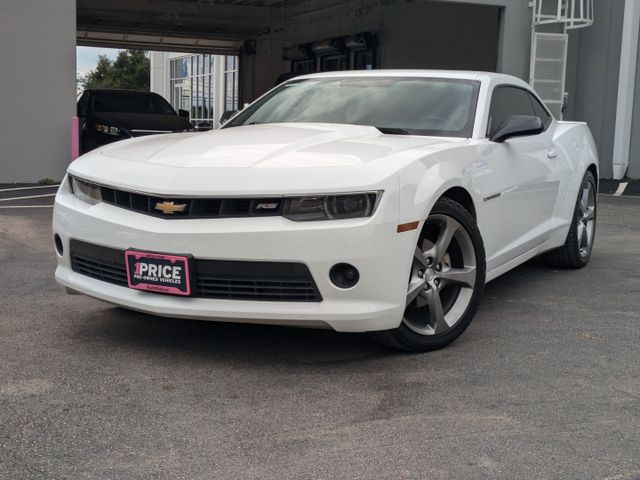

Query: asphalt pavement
[0,193,639,480]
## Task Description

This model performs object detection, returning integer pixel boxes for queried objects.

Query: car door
[471,85,560,270]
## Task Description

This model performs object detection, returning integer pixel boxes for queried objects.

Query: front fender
[394,154,483,289]
[397,156,481,239]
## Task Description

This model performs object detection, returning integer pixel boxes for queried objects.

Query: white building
[150,52,239,129]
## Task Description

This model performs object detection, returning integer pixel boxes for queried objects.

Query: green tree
[79,50,150,91]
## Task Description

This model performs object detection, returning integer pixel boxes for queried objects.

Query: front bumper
[53,179,414,332]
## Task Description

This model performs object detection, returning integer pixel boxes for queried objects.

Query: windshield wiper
[375,127,412,135]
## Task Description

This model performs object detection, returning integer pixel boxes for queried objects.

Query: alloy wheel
[404,214,477,336]
[577,180,596,259]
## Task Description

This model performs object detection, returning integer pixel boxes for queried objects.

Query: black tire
[542,171,597,268]
[369,197,486,352]
[80,126,88,155]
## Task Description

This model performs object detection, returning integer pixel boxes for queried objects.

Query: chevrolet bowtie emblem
[154,201,187,215]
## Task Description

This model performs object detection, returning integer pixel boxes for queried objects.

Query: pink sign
[124,250,192,296]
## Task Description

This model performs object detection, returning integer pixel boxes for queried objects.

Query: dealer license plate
[125,249,192,296]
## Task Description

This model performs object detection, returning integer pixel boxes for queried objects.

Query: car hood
[69,123,463,195]
[91,112,192,132]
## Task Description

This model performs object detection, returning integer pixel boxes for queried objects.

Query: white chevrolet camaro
[53,70,598,351]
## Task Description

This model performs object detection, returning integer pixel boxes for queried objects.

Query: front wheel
[370,197,486,352]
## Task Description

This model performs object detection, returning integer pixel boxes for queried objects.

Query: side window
[487,86,535,136]
[527,92,552,129]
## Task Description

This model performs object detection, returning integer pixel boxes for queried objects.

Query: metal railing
[531,0,594,29]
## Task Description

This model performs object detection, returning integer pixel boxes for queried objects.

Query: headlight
[95,124,122,136]
[283,192,380,221]
[69,176,101,205]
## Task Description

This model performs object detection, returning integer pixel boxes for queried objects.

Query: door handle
[547,148,558,159]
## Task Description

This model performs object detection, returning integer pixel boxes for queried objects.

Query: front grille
[69,240,322,302]
[98,185,283,219]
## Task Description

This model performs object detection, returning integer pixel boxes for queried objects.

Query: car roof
[292,69,530,89]
[84,89,158,94]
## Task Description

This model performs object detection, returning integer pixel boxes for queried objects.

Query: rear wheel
[542,171,596,268]
[370,197,486,352]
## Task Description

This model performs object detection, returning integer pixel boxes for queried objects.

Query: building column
[0,0,76,182]
[215,55,226,128]
[150,52,170,99]
[612,0,640,179]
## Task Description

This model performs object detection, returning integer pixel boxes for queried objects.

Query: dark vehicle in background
[77,89,194,153]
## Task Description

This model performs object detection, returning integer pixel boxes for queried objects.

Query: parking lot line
[0,205,54,209]
[0,193,57,202]
[0,184,59,193]
[613,182,628,196]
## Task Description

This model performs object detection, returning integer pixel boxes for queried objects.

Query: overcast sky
[76,46,120,76]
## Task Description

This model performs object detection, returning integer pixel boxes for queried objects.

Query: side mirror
[490,115,544,143]
[219,110,239,125]
[178,109,190,120]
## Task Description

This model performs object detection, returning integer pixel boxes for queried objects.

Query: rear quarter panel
[552,121,599,224]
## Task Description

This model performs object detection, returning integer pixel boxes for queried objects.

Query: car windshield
[90,92,176,115]
[224,76,480,137]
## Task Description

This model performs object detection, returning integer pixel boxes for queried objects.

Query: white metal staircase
[529,0,594,119]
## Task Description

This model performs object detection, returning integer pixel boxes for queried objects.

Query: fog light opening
[54,234,64,256]
[330,263,360,289]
